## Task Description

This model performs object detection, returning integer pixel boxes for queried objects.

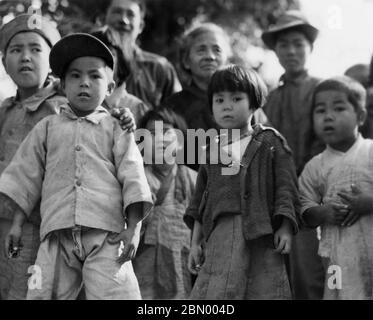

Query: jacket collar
[60,104,110,125]
[4,79,59,112]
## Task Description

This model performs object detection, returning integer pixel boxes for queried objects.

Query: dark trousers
[287,228,325,300]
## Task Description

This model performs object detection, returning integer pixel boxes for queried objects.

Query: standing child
[299,76,373,299]
[0,14,64,300]
[0,33,152,300]
[132,108,197,299]
[184,65,299,299]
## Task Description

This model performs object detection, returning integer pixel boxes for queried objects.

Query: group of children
[0,1,372,300]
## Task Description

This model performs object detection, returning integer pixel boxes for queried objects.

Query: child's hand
[338,184,373,227]
[274,219,293,254]
[108,224,141,264]
[111,107,136,132]
[188,244,204,275]
[322,203,349,225]
[4,224,23,259]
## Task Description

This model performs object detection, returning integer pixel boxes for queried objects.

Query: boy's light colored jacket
[0,105,153,241]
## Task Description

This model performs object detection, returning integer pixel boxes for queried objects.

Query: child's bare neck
[17,86,42,102]
[70,105,96,117]
[153,163,175,178]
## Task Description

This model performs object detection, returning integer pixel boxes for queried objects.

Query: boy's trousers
[26,226,141,300]
[0,218,39,300]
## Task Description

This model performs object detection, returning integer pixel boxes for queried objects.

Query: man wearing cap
[262,10,325,300]
[0,13,66,300]
[0,33,153,300]
[104,0,181,110]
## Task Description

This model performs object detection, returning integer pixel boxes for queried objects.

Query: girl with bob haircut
[184,65,299,299]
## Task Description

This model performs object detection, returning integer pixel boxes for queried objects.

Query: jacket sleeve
[112,124,153,220]
[0,118,48,217]
[298,158,323,223]
[183,164,208,230]
[271,133,300,233]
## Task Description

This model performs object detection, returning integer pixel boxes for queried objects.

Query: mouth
[201,64,217,70]
[78,92,91,98]
[222,115,234,121]
[19,66,33,72]
[323,125,335,133]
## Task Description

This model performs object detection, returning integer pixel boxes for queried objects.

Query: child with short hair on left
[299,76,373,299]
[0,33,153,300]
[185,64,299,299]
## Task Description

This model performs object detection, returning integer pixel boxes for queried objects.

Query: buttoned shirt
[0,105,153,240]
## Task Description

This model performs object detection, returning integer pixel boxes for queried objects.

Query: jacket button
[76,180,82,187]
[244,194,249,199]
[75,145,81,151]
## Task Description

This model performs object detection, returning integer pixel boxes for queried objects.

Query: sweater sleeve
[183,164,208,230]
[271,134,300,234]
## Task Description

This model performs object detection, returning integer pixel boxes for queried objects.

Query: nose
[21,49,31,62]
[286,44,296,56]
[204,47,217,61]
[80,75,90,87]
[324,109,334,121]
[223,102,233,111]
[119,14,130,25]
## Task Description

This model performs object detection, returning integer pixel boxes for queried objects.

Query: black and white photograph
[0,0,372,306]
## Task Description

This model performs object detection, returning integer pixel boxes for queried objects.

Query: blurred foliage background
[0,0,300,65]
[0,0,300,93]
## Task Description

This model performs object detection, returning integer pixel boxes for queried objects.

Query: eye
[214,97,224,104]
[233,96,243,102]
[31,47,41,53]
[69,72,80,79]
[92,74,102,79]
[313,106,325,114]
[9,48,20,53]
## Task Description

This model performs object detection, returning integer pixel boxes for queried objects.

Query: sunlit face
[212,91,253,130]
[274,30,312,75]
[105,0,144,43]
[3,32,51,92]
[63,57,115,113]
[184,31,229,86]
[313,90,365,152]
[144,120,180,164]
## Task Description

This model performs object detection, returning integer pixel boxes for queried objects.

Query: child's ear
[358,109,367,126]
[107,80,116,96]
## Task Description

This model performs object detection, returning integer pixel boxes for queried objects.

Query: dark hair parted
[207,64,268,112]
[312,76,367,115]
[139,107,188,137]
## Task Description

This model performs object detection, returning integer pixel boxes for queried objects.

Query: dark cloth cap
[0,14,61,54]
[49,33,114,78]
[261,10,319,50]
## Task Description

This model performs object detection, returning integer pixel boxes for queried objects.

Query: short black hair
[139,107,188,136]
[312,76,367,115]
[105,0,146,18]
[207,64,267,111]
